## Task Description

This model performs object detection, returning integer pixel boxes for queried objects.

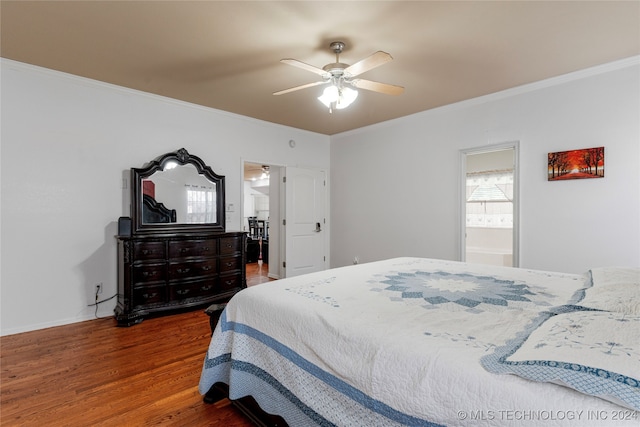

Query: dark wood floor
[0,263,272,426]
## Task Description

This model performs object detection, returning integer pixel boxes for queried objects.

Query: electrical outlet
[353,257,359,265]
[96,283,103,294]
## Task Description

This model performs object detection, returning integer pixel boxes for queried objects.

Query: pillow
[589,267,640,288]
[581,283,640,315]
[482,310,640,410]
[582,267,640,315]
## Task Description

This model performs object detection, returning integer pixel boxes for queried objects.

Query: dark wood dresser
[116,148,245,326]
[115,231,246,326]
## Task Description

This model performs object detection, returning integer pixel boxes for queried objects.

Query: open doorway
[460,142,519,267]
[243,161,328,281]
[243,161,280,281]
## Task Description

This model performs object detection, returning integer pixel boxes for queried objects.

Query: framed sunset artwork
[548,147,604,181]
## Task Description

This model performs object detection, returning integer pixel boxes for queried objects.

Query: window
[466,170,513,228]
[186,185,216,223]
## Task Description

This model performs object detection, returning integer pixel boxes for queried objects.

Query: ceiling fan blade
[273,80,327,96]
[281,59,329,77]
[344,51,393,77]
[351,79,404,95]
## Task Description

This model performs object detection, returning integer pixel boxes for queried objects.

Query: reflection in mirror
[131,148,225,233]
[142,163,217,224]
[142,194,176,223]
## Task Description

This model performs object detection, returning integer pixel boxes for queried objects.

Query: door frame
[241,159,284,279]
[241,159,330,279]
[459,141,520,267]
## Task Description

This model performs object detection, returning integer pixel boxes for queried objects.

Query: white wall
[0,59,330,335]
[3,57,638,335]
[330,58,640,274]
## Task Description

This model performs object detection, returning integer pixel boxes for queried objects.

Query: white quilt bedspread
[199,258,638,426]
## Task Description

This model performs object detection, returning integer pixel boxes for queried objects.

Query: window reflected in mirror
[142,163,217,225]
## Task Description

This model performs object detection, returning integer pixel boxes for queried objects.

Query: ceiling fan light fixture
[276,41,403,110]
[260,165,270,180]
[336,86,358,109]
[318,85,339,107]
[317,84,358,112]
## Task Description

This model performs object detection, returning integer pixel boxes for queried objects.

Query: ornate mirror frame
[131,148,225,233]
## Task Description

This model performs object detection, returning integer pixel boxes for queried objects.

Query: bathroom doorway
[460,142,519,267]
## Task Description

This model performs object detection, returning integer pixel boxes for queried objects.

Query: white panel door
[284,167,326,277]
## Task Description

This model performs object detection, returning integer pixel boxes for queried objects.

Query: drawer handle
[225,280,234,285]
[142,292,157,299]
[202,266,211,271]
[177,289,190,295]
[176,268,191,274]
[180,248,190,254]
[141,271,157,277]
[142,249,149,255]
[226,243,232,248]
[225,262,234,268]
[201,285,213,291]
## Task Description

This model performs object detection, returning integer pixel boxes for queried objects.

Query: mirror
[131,148,225,233]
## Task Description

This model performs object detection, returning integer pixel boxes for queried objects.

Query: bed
[199,257,639,426]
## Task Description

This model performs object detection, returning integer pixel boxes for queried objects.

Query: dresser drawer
[219,273,242,292]
[168,278,216,301]
[116,231,246,327]
[220,237,242,255]
[133,241,166,261]
[169,239,217,259]
[168,259,217,281]
[132,263,166,284]
[133,285,166,306]
[220,255,242,273]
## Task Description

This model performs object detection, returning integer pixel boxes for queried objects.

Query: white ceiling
[2,1,638,135]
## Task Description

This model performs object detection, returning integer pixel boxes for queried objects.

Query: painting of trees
[548,147,604,181]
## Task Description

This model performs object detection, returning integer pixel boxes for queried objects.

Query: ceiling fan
[274,41,404,112]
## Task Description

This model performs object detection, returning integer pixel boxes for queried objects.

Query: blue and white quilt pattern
[482,267,640,411]
[199,258,635,426]
[371,270,546,311]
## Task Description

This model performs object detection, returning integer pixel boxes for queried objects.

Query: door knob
[315,222,322,232]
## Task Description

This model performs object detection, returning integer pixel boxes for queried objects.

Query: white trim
[459,141,520,267]
[5,55,637,139]
[1,313,106,337]
[335,56,640,138]
[1,58,325,137]
[459,151,468,262]
[240,160,288,280]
